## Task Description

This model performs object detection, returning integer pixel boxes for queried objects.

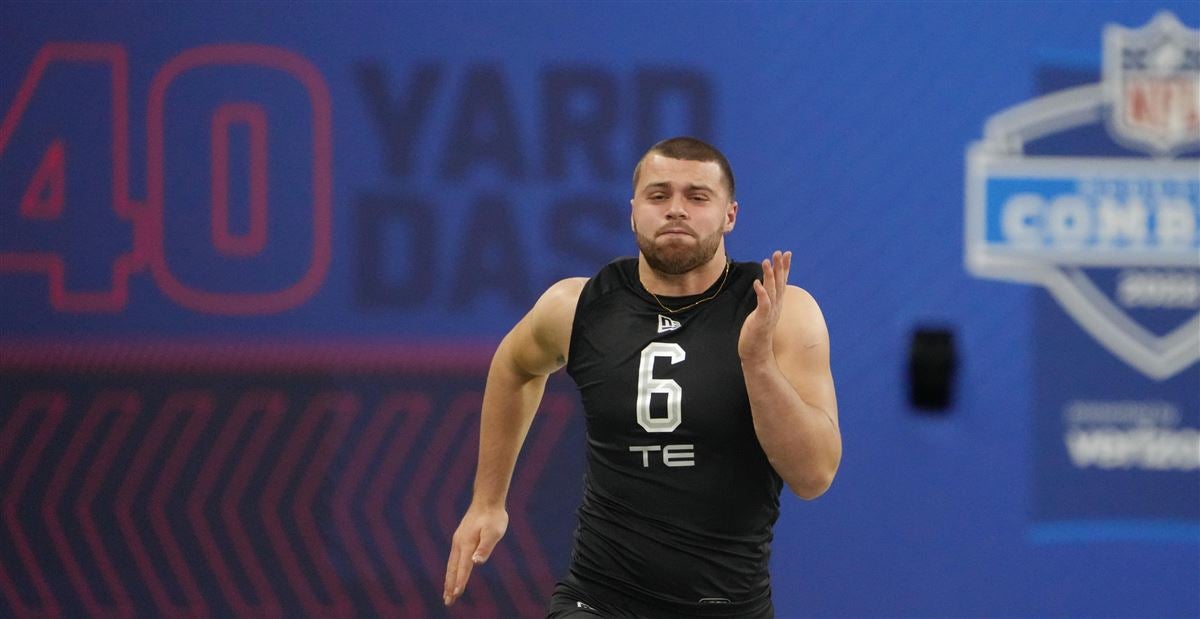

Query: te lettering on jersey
[629,444,695,467]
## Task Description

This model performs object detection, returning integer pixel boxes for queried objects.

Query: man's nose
[665,196,688,218]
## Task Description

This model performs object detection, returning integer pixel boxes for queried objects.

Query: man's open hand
[739,250,792,364]
[443,504,508,606]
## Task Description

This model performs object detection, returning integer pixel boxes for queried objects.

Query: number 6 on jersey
[636,342,685,432]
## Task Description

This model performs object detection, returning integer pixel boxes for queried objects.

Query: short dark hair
[632,136,735,199]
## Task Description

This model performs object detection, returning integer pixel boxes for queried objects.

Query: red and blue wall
[1,3,1197,617]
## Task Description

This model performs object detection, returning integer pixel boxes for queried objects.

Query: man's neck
[638,252,729,297]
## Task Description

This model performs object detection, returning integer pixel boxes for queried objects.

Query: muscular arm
[739,252,841,499]
[444,277,585,606]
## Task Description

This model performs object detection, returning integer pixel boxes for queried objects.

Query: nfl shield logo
[966,11,1200,380]
[1103,11,1200,156]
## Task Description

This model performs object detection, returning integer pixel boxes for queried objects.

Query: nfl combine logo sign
[966,11,1199,539]
[965,11,1200,381]
[1104,12,1200,157]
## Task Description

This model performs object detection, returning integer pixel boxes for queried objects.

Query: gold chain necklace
[646,259,732,315]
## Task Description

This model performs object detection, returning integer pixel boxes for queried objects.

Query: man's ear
[725,200,739,232]
[630,198,636,232]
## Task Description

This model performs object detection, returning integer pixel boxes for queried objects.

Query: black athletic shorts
[546,579,774,619]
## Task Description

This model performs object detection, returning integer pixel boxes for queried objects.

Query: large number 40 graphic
[0,43,332,314]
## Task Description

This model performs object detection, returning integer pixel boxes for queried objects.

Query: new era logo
[657,315,681,333]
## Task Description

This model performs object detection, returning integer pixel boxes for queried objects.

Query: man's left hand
[739,250,791,364]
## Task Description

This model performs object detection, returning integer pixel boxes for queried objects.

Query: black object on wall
[908,326,957,412]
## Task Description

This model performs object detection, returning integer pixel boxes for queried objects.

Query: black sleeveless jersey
[564,257,783,615]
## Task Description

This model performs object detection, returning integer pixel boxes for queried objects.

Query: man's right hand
[443,504,509,606]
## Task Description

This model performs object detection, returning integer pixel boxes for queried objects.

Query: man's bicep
[505,278,585,377]
[776,288,839,422]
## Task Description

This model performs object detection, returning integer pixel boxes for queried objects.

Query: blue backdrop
[1,2,1197,618]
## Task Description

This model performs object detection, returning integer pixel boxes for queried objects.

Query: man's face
[631,154,737,275]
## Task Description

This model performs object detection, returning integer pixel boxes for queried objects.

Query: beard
[634,222,723,275]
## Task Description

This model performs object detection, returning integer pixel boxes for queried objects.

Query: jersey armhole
[566,258,635,376]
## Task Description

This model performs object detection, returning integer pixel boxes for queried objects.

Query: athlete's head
[631,137,738,275]
[632,136,735,199]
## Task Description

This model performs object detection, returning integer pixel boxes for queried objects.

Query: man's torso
[563,257,782,615]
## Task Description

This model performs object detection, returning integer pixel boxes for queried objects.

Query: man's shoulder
[531,277,587,318]
[599,256,638,280]
[575,257,637,302]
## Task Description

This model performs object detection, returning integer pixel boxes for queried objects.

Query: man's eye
[690,194,710,202]
[649,193,667,200]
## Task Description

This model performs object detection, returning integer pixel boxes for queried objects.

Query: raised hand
[738,250,792,364]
